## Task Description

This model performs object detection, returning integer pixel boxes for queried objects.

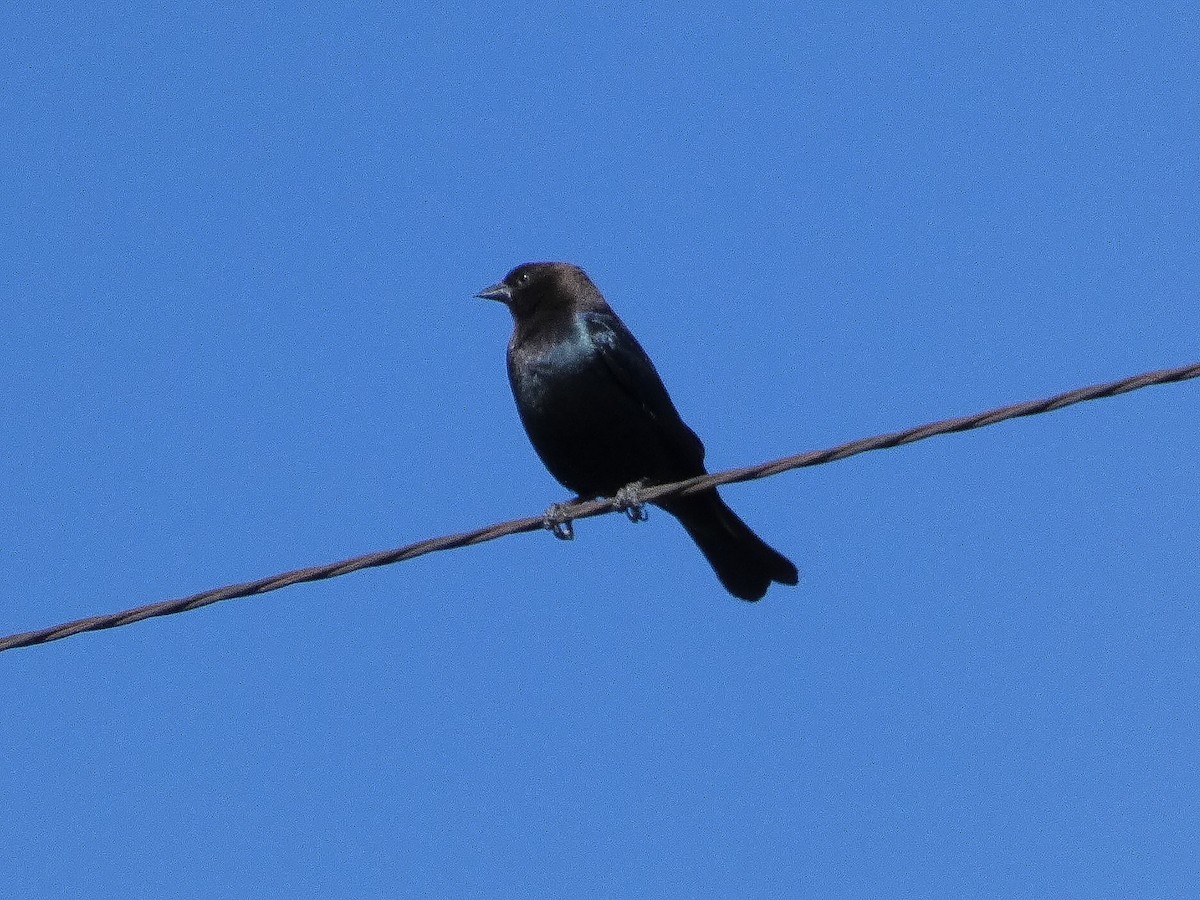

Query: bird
[476,261,798,601]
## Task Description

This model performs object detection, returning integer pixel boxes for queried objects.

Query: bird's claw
[614,480,648,524]
[543,503,575,541]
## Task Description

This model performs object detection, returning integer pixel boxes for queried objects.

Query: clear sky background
[3,5,1198,898]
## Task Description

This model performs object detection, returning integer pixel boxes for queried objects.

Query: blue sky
[3,5,1198,897]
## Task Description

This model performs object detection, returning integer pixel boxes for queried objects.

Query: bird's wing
[582,310,706,467]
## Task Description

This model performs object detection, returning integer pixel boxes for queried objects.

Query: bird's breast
[505,320,696,497]
[508,328,598,412]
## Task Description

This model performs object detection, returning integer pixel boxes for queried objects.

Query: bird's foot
[542,502,576,541]
[614,480,649,524]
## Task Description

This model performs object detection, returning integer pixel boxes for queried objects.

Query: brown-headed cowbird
[477,262,797,600]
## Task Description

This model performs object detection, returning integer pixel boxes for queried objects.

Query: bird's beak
[475,282,512,303]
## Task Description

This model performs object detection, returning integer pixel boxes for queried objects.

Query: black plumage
[477,262,798,601]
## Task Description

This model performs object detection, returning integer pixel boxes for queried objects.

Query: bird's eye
[515,270,530,286]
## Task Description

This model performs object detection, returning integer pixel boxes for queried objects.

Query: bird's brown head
[475,262,605,319]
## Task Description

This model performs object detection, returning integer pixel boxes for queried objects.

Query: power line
[2,361,1197,654]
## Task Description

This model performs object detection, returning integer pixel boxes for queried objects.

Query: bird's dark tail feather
[662,491,799,601]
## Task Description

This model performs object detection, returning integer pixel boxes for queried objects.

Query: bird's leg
[614,480,649,524]
[543,496,586,541]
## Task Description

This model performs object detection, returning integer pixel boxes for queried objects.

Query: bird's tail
[661,490,799,601]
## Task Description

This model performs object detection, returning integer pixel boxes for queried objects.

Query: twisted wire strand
[2,361,1197,654]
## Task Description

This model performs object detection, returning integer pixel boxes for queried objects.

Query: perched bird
[477,262,798,601]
